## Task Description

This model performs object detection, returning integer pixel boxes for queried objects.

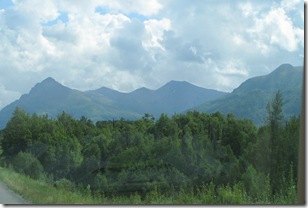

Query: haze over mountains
[0,64,303,129]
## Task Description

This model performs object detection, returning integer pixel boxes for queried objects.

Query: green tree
[154,114,178,140]
[266,91,285,193]
[267,91,284,134]
[283,116,300,182]
[1,108,32,157]
[253,126,271,174]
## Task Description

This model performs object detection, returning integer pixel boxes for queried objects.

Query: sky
[0,0,304,110]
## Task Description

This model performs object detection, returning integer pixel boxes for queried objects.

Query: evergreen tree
[266,91,284,193]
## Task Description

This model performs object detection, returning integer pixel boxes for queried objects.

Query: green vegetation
[0,167,296,204]
[0,92,299,204]
[0,167,100,204]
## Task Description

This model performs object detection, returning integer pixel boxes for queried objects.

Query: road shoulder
[0,181,30,204]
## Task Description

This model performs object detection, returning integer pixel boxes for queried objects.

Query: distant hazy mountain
[194,64,303,126]
[0,78,226,129]
[0,77,141,129]
[87,80,227,117]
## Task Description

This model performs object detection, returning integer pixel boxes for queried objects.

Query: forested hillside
[0,92,299,204]
[195,64,302,125]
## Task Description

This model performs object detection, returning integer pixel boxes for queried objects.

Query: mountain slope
[0,79,227,129]
[194,64,303,126]
[232,64,302,94]
[151,81,227,115]
[0,78,140,129]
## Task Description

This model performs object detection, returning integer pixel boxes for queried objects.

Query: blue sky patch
[95,7,109,15]
[42,12,68,26]
[0,0,13,10]
[126,12,150,22]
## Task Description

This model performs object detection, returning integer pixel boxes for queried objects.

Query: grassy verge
[0,167,237,205]
[0,167,292,205]
[0,167,101,204]
[0,167,171,204]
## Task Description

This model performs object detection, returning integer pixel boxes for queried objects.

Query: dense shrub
[12,151,44,179]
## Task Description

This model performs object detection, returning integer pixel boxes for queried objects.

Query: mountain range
[0,78,226,129]
[0,63,303,129]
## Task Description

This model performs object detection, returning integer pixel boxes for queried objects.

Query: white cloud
[0,0,304,110]
[11,0,58,27]
[215,60,249,77]
[239,2,255,17]
[281,0,302,11]
[249,6,303,52]
[143,18,171,50]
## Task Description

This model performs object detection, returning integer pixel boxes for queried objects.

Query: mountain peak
[270,63,294,75]
[93,86,126,97]
[277,63,293,68]
[159,80,195,90]
[167,80,190,85]
[232,63,302,94]
[130,87,153,95]
[43,77,56,82]
[29,77,70,96]
[38,77,62,87]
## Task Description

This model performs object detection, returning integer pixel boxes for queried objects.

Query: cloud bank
[0,0,304,109]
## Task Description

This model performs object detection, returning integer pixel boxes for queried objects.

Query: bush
[197,182,218,204]
[54,178,75,191]
[129,192,142,204]
[12,151,44,179]
[217,183,246,204]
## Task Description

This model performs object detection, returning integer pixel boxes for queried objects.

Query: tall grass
[0,167,100,204]
[0,167,296,204]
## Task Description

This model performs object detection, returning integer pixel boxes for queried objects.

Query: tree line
[0,91,300,204]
